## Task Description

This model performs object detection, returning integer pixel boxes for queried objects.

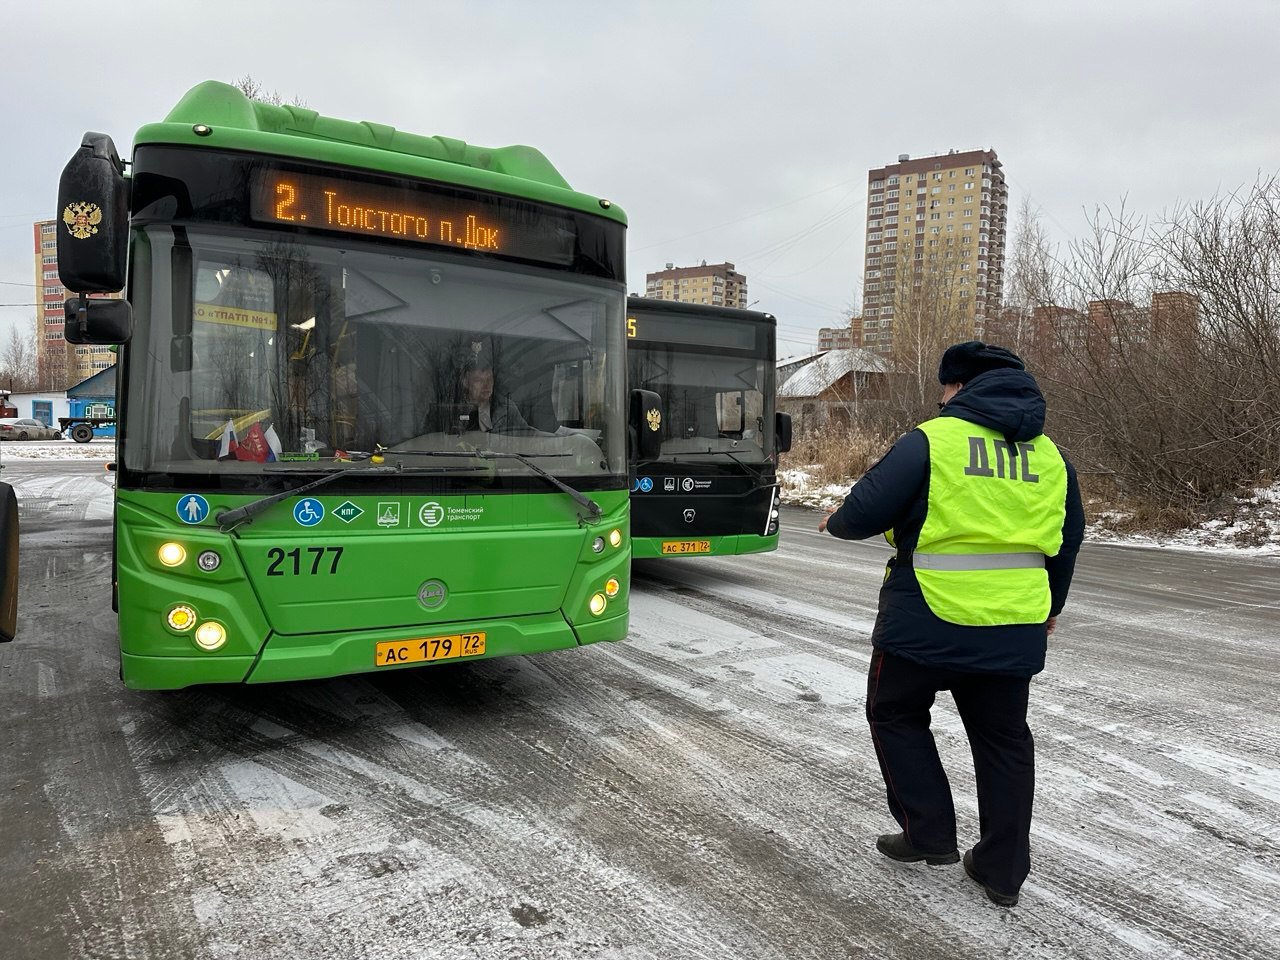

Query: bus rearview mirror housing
[64,297,132,345]
[629,389,663,462]
[776,411,793,454]
[57,131,130,294]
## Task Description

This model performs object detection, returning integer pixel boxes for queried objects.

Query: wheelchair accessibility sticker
[631,477,654,493]
[293,499,325,527]
[177,494,210,525]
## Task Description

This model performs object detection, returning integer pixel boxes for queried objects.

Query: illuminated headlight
[158,542,186,567]
[166,604,196,631]
[771,509,780,519]
[197,550,221,572]
[604,578,620,598]
[609,529,623,549]
[592,537,605,554]
[194,621,227,651]
[589,593,608,616]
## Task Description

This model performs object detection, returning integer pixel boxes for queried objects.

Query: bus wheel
[71,424,94,443]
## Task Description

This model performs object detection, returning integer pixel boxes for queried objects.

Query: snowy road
[2,462,1279,959]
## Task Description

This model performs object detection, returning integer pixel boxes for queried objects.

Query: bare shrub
[783,426,896,486]
[1021,181,1280,514]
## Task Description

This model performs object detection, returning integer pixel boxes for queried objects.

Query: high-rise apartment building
[33,218,116,388]
[858,149,1008,357]
[643,261,748,308]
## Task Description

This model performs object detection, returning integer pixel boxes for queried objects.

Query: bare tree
[1003,198,1063,356]
[1,319,39,392]
[1021,184,1280,516]
[233,75,307,109]
[875,237,976,429]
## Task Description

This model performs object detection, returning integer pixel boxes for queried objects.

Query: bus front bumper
[121,607,628,690]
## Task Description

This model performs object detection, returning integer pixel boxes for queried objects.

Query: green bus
[626,297,790,559]
[57,81,660,690]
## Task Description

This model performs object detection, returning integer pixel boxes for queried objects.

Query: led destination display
[250,170,577,265]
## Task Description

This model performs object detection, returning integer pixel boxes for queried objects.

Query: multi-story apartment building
[858,149,1009,357]
[643,261,748,308]
[33,219,116,389]
[817,322,855,351]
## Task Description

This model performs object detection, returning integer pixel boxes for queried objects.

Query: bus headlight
[166,604,196,632]
[592,537,605,554]
[609,529,623,549]
[197,550,221,572]
[589,593,608,616]
[604,578,620,598]
[194,621,227,651]
[158,542,186,567]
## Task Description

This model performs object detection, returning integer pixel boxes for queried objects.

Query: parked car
[0,418,63,441]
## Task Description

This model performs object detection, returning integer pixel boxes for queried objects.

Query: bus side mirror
[65,297,132,345]
[0,482,18,643]
[775,411,793,454]
[57,131,129,294]
[629,389,663,462]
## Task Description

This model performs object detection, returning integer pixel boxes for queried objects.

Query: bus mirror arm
[0,482,17,643]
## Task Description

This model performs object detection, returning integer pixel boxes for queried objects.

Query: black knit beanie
[937,340,1025,384]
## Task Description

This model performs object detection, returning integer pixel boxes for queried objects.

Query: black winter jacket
[825,368,1085,676]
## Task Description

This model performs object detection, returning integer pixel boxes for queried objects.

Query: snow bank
[0,440,116,461]
[1087,482,1280,558]
[782,467,1280,558]
[778,467,853,510]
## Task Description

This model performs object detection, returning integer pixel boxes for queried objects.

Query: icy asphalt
[2,460,1278,960]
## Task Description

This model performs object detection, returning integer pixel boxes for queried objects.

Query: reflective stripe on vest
[914,417,1067,626]
[913,551,1046,571]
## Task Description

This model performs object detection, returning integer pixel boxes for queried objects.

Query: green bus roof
[131,81,626,225]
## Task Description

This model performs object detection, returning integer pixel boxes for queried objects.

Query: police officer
[819,341,1085,907]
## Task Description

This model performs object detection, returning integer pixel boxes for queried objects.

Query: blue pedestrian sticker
[293,498,324,527]
[176,494,210,525]
[639,477,654,493]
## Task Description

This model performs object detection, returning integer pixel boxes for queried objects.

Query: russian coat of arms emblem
[63,201,103,240]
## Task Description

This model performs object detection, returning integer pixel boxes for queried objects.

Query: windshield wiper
[215,460,485,534]
[672,450,769,482]
[383,447,601,521]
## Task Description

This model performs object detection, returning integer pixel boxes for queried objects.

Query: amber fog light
[166,605,196,632]
[589,593,608,616]
[604,578,620,598]
[158,542,186,566]
[609,529,622,549]
[194,621,227,651]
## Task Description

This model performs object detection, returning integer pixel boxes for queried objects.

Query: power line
[0,281,37,287]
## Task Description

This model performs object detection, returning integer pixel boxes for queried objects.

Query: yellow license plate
[375,632,486,667]
[661,539,712,555]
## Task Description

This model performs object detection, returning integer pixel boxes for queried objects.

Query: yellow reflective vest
[901,416,1068,626]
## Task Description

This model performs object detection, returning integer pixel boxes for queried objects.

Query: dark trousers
[866,648,1034,896]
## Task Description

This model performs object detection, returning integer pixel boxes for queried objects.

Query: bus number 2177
[265,546,344,576]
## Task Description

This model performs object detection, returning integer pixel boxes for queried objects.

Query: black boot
[963,850,1020,907]
[876,832,959,865]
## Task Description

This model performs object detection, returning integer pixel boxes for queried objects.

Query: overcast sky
[3,0,1278,358]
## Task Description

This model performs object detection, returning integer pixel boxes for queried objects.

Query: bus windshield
[125,226,625,483]
[627,325,774,462]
